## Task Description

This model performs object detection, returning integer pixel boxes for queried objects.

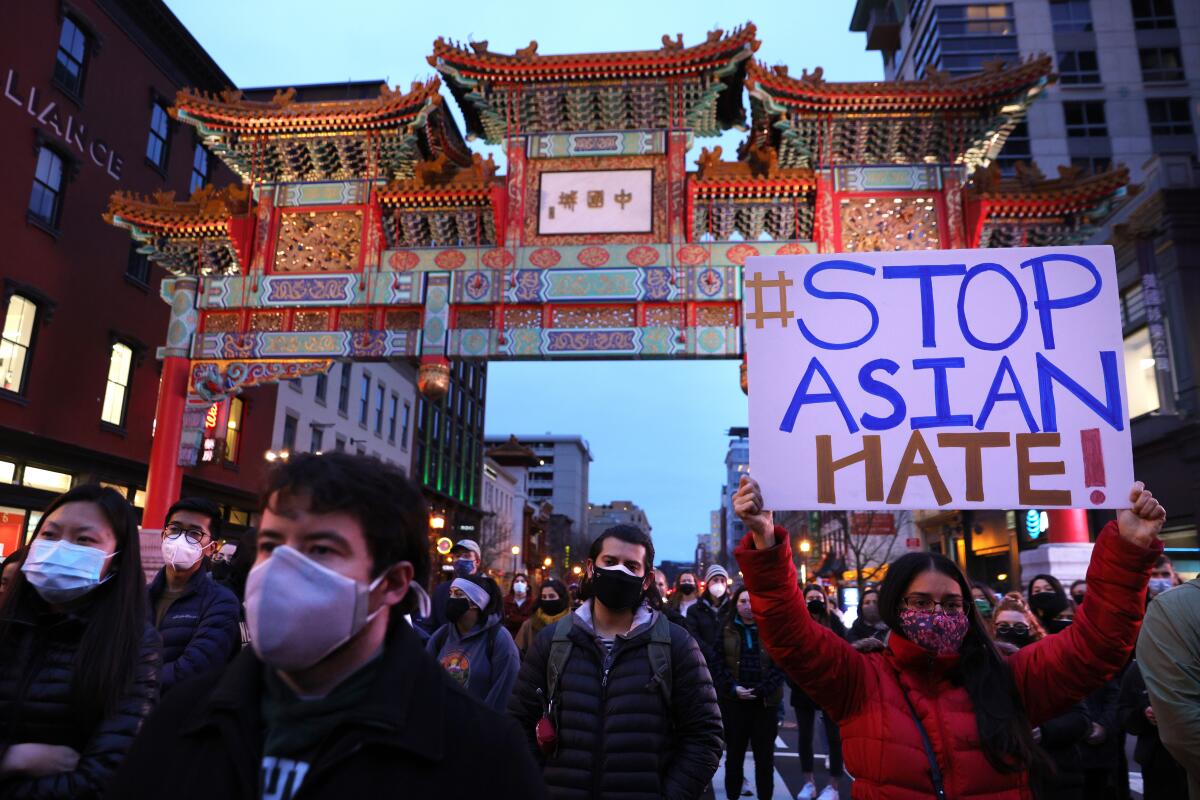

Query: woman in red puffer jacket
[733,477,1165,800]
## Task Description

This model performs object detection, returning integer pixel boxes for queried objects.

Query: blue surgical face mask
[1148,577,1174,596]
[21,539,118,604]
[453,558,476,578]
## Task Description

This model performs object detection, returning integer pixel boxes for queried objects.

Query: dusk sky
[165,0,883,561]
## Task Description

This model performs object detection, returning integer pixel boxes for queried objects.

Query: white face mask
[708,581,727,600]
[513,581,528,597]
[161,537,205,571]
[244,545,388,672]
[22,539,117,604]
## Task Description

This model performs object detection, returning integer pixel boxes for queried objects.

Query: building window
[225,397,243,463]
[1064,101,1108,137]
[1070,156,1112,174]
[315,370,328,405]
[146,102,171,170]
[100,343,133,427]
[189,143,210,194]
[1049,0,1093,31]
[1,295,37,395]
[126,244,151,285]
[388,393,398,443]
[310,425,324,453]
[282,413,298,452]
[1147,98,1193,136]
[28,147,65,228]
[337,363,350,415]
[401,401,411,448]
[289,378,302,393]
[1140,48,1185,83]
[358,374,370,426]
[335,434,346,452]
[53,17,88,96]
[1057,50,1100,84]
[374,384,385,435]
[1132,0,1176,29]
[919,4,1018,77]
[1124,327,1160,417]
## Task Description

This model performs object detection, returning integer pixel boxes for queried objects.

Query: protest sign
[743,246,1134,510]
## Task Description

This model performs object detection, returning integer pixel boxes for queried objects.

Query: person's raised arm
[732,476,868,721]
[1010,482,1164,725]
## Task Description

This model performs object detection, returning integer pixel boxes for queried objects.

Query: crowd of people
[0,452,1196,800]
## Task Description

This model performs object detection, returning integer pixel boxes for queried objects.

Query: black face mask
[591,567,645,612]
[678,583,697,596]
[1045,617,1072,635]
[446,597,472,624]
[540,598,567,616]
[1029,591,1067,619]
[807,599,826,617]
[996,629,1032,648]
[1071,593,1085,607]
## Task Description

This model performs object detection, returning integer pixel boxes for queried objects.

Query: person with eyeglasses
[148,498,242,693]
[732,476,1167,800]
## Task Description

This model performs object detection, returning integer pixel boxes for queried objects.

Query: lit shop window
[133,490,147,508]
[1124,327,1161,418]
[23,466,72,493]
[224,397,244,463]
[0,461,15,483]
[1,296,37,394]
[101,343,133,427]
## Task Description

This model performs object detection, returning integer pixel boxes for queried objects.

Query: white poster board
[537,169,653,235]
[743,246,1134,510]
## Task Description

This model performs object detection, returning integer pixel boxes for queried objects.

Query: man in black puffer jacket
[509,524,723,800]
[149,498,241,692]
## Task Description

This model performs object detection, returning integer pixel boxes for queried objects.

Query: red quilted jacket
[735,521,1160,800]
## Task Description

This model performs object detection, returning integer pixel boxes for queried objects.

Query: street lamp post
[511,545,521,575]
[799,539,811,585]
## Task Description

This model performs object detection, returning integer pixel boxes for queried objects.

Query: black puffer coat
[0,604,161,799]
[148,568,241,692]
[509,603,723,800]
[684,595,728,652]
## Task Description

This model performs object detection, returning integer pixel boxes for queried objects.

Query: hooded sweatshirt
[428,612,521,713]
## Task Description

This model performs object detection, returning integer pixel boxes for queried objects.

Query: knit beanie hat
[705,564,729,583]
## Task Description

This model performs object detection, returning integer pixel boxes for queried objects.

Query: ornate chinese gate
[105,26,1131,526]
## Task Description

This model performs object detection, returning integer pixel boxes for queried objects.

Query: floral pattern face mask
[899,608,969,655]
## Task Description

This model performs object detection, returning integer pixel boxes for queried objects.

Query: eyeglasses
[994,623,1030,635]
[162,524,209,546]
[903,594,965,615]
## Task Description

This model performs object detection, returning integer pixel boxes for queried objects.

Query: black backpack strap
[545,615,575,704]
[899,684,947,800]
[646,613,674,705]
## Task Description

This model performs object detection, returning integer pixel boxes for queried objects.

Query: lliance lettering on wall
[3,68,125,180]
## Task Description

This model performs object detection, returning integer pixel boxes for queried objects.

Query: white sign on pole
[743,246,1134,510]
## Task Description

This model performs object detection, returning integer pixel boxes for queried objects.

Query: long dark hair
[462,573,504,620]
[579,524,662,610]
[0,485,147,723]
[879,551,1049,777]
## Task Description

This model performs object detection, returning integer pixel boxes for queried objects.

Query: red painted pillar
[1046,508,1090,544]
[143,356,189,529]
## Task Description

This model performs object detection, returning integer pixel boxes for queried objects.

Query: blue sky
[165,0,883,561]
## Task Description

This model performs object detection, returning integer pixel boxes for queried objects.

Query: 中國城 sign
[743,246,1134,510]
[537,169,653,235]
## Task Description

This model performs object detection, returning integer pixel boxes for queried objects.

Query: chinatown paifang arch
[104,25,1133,530]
